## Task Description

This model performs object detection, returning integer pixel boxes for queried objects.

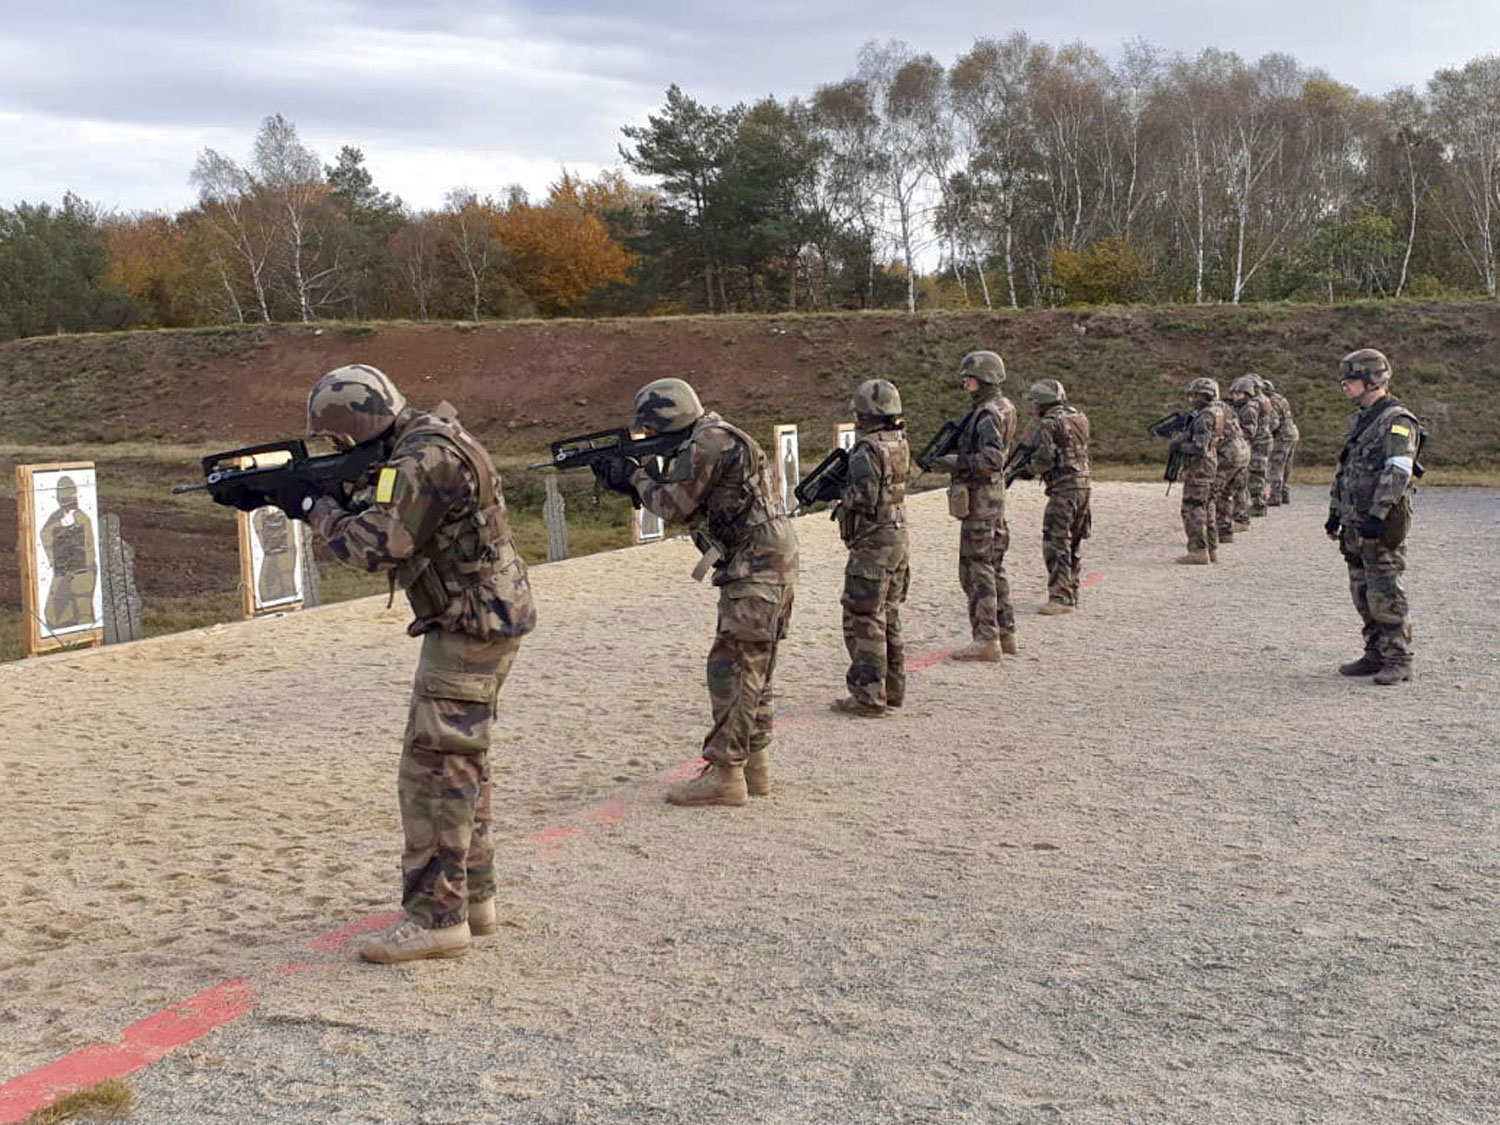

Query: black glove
[1323,510,1341,536]
[1358,513,1386,541]
[1012,466,1036,482]
[275,480,321,521]
[591,456,640,496]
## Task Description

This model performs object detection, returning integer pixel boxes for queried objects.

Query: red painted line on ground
[1081,571,1107,588]
[0,594,1116,1117]
[0,980,254,1124]
[305,912,404,955]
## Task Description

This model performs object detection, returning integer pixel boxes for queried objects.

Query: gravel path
[2,482,1496,1123]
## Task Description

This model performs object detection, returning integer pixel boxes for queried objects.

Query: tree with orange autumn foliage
[494,184,633,316]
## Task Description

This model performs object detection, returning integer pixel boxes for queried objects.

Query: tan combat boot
[665,761,748,807]
[1000,634,1019,655]
[1037,602,1072,616]
[1233,520,1251,532]
[359,918,471,964]
[469,898,498,936]
[1176,550,1211,565]
[744,749,771,797]
[829,696,887,718]
[950,639,1004,662]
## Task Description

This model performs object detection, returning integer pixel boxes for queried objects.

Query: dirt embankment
[2,302,1496,623]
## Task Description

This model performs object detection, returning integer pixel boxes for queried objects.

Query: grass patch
[25,1078,133,1123]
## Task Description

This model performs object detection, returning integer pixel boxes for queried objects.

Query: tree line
[5,35,1500,341]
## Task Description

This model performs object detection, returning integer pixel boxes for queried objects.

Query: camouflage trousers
[398,628,521,929]
[842,548,910,709]
[1213,461,1247,538]
[703,581,795,766]
[958,517,1015,641]
[1180,471,1217,553]
[1269,437,1298,503]
[1041,487,1091,606]
[1340,531,1412,668]
[1248,440,1272,513]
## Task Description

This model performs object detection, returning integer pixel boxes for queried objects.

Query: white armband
[1385,455,1414,474]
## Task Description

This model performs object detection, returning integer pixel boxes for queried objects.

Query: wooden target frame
[773,424,800,516]
[15,462,104,657]
[835,422,856,452]
[629,430,667,545]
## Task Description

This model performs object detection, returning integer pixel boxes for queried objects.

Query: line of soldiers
[1168,371,1300,564]
[274,345,1414,964]
[1167,350,1421,689]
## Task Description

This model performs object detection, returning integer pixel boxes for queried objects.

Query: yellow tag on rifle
[375,467,398,504]
[1390,424,1411,437]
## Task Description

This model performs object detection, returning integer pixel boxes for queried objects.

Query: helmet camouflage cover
[1025,379,1067,406]
[307,364,407,447]
[632,378,704,433]
[1340,348,1391,388]
[957,350,1006,385]
[1259,377,1276,393]
[1229,374,1260,397]
[851,378,902,417]
[1186,376,1220,400]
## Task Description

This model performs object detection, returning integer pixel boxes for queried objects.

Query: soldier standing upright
[1015,380,1091,614]
[1263,377,1300,505]
[1326,349,1421,685]
[596,378,798,805]
[1207,380,1250,548]
[829,379,910,718]
[928,351,1018,662]
[1175,377,1223,565]
[293,364,536,963]
[1230,374,1273,517]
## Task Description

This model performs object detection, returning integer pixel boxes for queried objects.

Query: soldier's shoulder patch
[375,467,399,504]
[1389,423,1412,438]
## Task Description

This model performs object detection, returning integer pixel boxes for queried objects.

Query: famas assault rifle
[1003,431,1041,488]
[791,447,849,515]
[529,427,686,508]
[1146,411,1193,494]
[914,420,962,473]
[172,438,382,513]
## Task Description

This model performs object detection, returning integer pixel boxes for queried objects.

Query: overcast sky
[2,0,1494,216]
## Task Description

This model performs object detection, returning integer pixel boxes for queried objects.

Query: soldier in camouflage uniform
[1230,374,1273,517]
[1014,380,1091,613]
[1175,377,1223,565]
[292,364,536,963]
[1326,349,1421,685]
[928,351,1018,662]
[1207,380,1250,548]
[596,378,798,806]
[829,379,909,718]
[1263,378,1300,505]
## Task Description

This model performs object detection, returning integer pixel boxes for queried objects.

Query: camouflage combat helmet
[631,378,704,434]
[1339,348,1391,388]
[850,378,902,417]
[1229,374,1260,398]
[1186,376,1220,400]
[1259,377,1276,393]
[307,364,407,447]
[1025,379,1067,406]
[957,350,1006,385]
[55,475,78,507]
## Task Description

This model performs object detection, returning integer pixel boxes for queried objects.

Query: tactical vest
[954,396,1010,483]
[692,416,784,549]
[858,428,909,526]
[391,406,518,623]
[1043,406,1091,484]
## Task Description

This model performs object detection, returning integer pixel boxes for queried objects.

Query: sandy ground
[1,482,1496,1123]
